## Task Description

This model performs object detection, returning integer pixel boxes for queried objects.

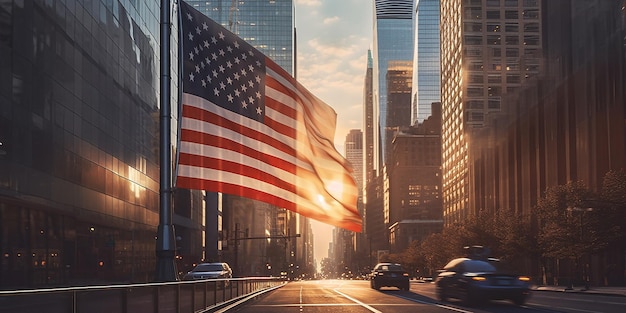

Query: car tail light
[518,276,530,282]
[471,276,487,281]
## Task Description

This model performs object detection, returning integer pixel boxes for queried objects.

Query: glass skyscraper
[186,0,294,75]
[411,0,441,125]
[0,0,206,287]
[373,0,414,172]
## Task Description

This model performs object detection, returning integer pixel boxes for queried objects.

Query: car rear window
[193,264,224,272]
[379,264,404,271]
[463,260,497,272]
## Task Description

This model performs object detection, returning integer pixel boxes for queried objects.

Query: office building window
[487,10,501,19]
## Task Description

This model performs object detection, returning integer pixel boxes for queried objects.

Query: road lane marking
[299,285,303,312]
[213,284,285,313]
[333,289,383,313]
[252,303,428,307]
[393,294,474,313]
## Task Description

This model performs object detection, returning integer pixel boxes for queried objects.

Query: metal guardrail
[0,277,285,313]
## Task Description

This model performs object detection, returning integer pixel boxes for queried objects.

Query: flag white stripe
[182,93,299,148]
[180,95,358,201]
[178,165,323,213]
[179,140,310,181]
[181,93,354,185]
[180,115,309,170]
[267,67,347,165]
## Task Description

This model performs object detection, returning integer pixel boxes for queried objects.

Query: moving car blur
[435,247,531,306]
[370,262,410,291]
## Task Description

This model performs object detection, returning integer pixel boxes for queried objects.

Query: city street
[231,279,626,313]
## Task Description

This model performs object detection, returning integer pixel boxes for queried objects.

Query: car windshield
[463,260,497,273]
[193,264,224,272]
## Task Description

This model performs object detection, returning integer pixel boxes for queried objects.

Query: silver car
[183,262,233,286]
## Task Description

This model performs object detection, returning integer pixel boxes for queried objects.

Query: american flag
[177,1,361,232]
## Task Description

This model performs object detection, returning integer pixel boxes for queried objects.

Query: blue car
[435,257,531,306]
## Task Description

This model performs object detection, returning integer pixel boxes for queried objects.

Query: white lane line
[252,303,425,307]
[393,294,474,313]
[299,285,303,312]
[333,288,383,313]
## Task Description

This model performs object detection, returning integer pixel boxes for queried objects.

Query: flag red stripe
[179,129,297,173]
[178,152,296,193]
[181,104,296,156]
[266,63,350,169]
[176,177,298,211]
[264,97,298,136]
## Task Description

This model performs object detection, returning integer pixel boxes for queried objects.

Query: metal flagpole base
[155,224,178,281]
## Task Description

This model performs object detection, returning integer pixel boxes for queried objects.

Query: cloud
[296,0,322,7]
[294,0,372,148]
[296,35,369,133]
[323,16,340,25]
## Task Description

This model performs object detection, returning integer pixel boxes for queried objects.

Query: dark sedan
[370,263,410,290]
[435,257,531,306]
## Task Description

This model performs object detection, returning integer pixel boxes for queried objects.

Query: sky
[294,0,373,269]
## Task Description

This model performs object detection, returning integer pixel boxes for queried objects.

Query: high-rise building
[465,0,626,285]
[362,50,382,268]
[384,60,413,164]
[345,130,364,201]
[363,50,375,188]
[387,103,443,252]
[440,0,543,225]
[411,0,441,124]
[373,0,414,173]
[0,1,207,287]
[186,0,294,74]
[344,129,367,273]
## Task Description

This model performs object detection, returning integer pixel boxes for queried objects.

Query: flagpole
[155,0,178,282]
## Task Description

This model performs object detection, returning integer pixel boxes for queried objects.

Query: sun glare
[325,180,344,198]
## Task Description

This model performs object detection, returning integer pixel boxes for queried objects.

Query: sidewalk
[533,285,626,297]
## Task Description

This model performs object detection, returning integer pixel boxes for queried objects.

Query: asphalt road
[230,279,626,313]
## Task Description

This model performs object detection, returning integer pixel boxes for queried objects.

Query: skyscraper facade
[344,129,365,275]
[440,0,543,224]
[384,60,413,164]
[345,130,364,200]
[186,0,294,74]
[0,0,205,287]
[411,0,441,125]
[465,0,626,285]
[362,50,380,264]
[373,0,414,173]
[363,51,375,188]
[387,103,443,252]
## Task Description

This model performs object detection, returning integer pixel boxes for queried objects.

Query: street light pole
[155,0,178,282]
